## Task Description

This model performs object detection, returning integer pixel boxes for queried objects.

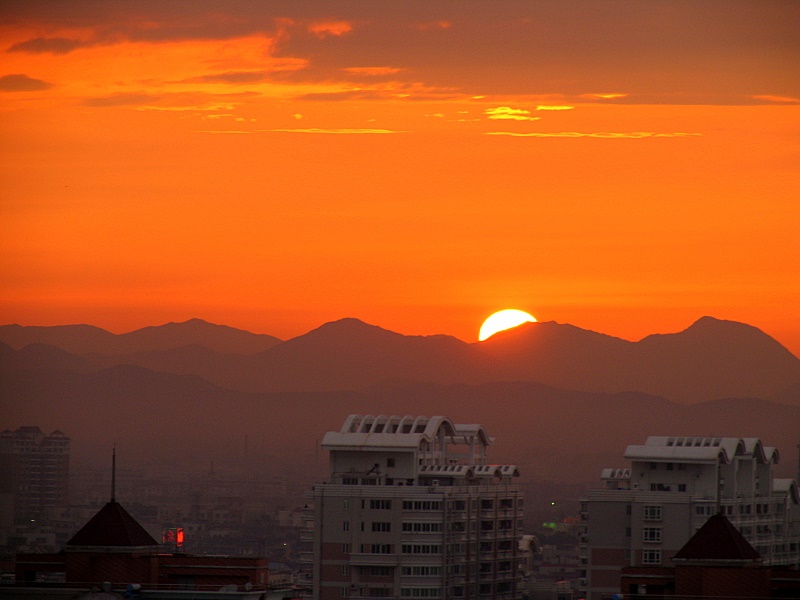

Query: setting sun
[479,309,537,341]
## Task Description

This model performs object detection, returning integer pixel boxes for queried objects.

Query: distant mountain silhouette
[1,316,798,404]
[476,317,800,403]
[0,318,281,355]
[2,359,798,483]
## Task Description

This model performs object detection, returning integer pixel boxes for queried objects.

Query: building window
[342,587,350,597]
[642,549,661,565]
[343,521,350,531]
[643,505,662,521]
[362,566,392,577]
[402,544,441,554]
[361,544,393,554]
[643,527,662,543]
[400,588,442,598]
[402,522,441,533]
[625,527,631,538]
[402,500,441,511]
[342,544,351,554]
[678,484,686,492]
[342,565,350,575]
[372,522,391,532]
[343,477,359,485]
[649,462,658,470]
[666,463,674,470]
[370,499,392,510]
[626,504,632,515]
[387,458,395,468]
[401,566,442,576]
[344,499,350,509]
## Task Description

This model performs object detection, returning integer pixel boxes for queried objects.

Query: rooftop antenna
[111,444,116,502]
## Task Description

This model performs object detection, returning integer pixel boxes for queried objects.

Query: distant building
[303,414,524,600]
[620,512,800,597]
[0,427,70,551]
[12,501,270,599]
[580,436,800,599]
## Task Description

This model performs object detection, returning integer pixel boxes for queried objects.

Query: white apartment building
[302,415,525,600]
[580,436,800,600]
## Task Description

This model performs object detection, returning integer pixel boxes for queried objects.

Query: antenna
[111,445,116,502]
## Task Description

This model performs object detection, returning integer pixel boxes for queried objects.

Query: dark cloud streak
[0,73,53,91]
[7,37,88,54]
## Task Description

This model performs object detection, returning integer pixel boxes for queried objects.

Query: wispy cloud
[198,130,251,134]
[0,73,54,91]
[84,93,163,107]
[308,21,353,38]
[7,37,89,54]
[752,94,800,104]
[580,93,628,100]
[182,71,273,84]
[344,67,403,76]
[486,131,702,138]
[484,106,540,121]
[535,105,574,111]
[265,128,399,134]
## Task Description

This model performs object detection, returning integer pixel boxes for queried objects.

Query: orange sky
[1,1,799,354]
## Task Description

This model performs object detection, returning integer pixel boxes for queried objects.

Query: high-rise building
[303,415,524,600]
[0,426,70,524]
[580,436,800,599]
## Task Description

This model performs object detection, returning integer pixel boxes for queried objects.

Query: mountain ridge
[1,316,798,404]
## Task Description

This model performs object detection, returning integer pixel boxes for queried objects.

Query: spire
[111,445,116,502]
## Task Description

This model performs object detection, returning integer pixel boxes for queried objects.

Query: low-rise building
[580,436,800,599]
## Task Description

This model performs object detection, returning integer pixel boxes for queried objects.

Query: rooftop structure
[580,436,800,599]
[304,415,525,600]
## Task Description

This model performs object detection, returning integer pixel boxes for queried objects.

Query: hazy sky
[1,1,798,352]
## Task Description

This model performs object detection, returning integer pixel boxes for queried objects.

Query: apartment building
[580,436,800,599]
[303,415,524,600]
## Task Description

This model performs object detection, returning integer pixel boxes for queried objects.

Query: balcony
[349,553,400,567]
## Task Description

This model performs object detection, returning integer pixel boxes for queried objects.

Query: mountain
[475,317,800,403]
[2,361,798,483]
[0,318,281,355]
[223,318,479,392]
[1,316,799,404]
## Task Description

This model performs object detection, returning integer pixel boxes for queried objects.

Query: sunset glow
[479,310,537,342]
[1,1,798,352]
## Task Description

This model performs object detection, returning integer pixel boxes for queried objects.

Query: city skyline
[1,1,799,354]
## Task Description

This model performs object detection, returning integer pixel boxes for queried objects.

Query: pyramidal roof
[673,513,761,562]
[66,500,158,548]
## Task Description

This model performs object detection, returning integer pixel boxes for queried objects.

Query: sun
[479,309,537,341]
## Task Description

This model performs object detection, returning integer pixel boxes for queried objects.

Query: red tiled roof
[673,513,760,562]
[66,501,158,547]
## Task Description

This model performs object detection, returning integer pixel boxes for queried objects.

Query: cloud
[7,37,88,54]
[486,131,702,139]
[308,21,353,38]
[414,21,453,30]
[752,95,800,104]
[535,105,574,111]
[83,93,163,107]
[184,71,273,84]
[344,66,403,76]
[484,106,540,121]
[198,130,251,134]
[0,73,53,91]
[580,93,628,100]
[265,128,399,134]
